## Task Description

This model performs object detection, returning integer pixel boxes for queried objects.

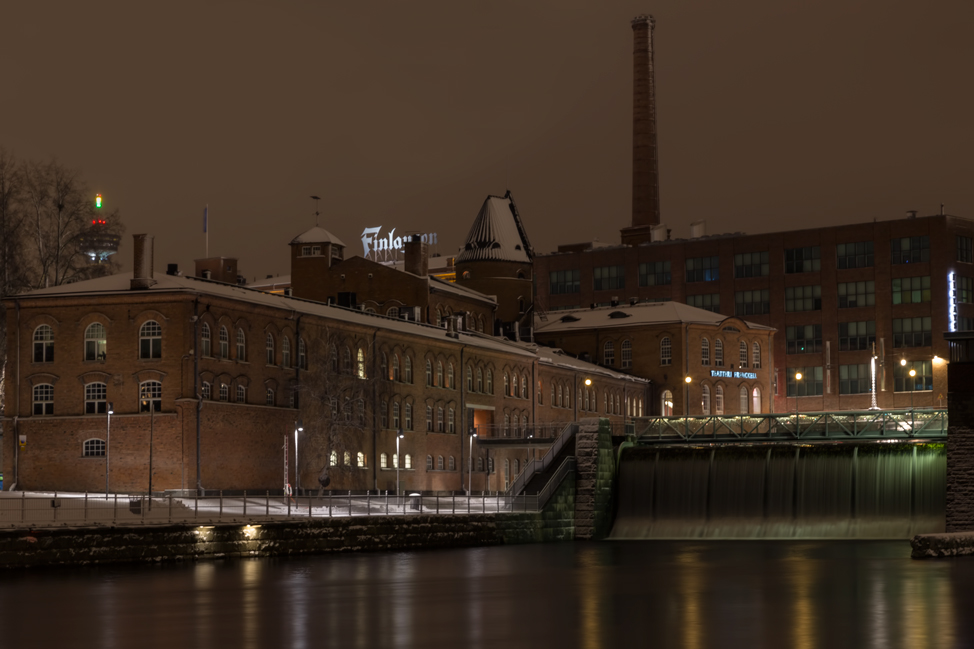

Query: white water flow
[611,443,946,539]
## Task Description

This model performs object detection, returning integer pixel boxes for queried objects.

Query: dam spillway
[610,442,945,539]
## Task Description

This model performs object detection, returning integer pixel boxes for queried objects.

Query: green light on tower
[95,194,102,209]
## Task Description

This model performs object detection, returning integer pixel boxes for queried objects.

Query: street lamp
[909,368,917,412]
[294,420,303,495]
[105,402,114,495]
[396,429,404,498]
[684,375,692,415]
[140,390,155,508]
[468,432,478,494]
[794,372,803,417]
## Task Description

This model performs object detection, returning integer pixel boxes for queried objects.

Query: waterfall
[611,442,945,539]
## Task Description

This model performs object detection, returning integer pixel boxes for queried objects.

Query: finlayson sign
[361,227,438,261]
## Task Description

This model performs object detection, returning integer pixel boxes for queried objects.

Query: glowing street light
[468,432,478,494]
[794,372,803,418]
[909,368,917,412]
[396,430,404,498]
[105,402,114,495]
[294,420,304,494]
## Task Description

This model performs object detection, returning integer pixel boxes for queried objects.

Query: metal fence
[632,409,949,445]
[0,490,548,529]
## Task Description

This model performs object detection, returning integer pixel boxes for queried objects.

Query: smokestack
[404,234,429,277]
[130,234,157,290]
[631,15,660,230]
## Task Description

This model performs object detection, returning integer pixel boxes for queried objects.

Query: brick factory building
[2,235,646,495]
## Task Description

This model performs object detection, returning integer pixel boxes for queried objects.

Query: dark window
[638,261,671,286]
[839,364,871,395]
[959,277,974,304]
[687,294,720,313]
[837,241,874,269]
[549,269,580,294]
[894,360,933,392]
[33,384,54,415]
[735,290,770,315]
[83,439,106,457]
[594,265,625,291]
[685,256,719,282]
[85,382,107,414]
[837,281,875,308]
[785,285,821,312]
[892,276,930,304]
[33,325,54,363]
[893,317,932,348]
[734,251,769,278]
[891,236,930,264]
[838,321,876,351]
[140,321,162,359]
[786,367,823,397]
[958,236,973,263]
[786,325,822,354]
[785,247,821,273]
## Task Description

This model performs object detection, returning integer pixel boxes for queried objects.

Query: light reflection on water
[0,541,967,649]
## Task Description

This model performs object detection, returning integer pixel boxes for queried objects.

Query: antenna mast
[310,195,321,226]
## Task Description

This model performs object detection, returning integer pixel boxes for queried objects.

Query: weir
[611,441,946,539]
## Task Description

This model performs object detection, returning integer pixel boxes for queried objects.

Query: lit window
[140,380,162,412]
[85,323,107,361]
[405,454,412,469]
[357,452,365,468]
[202,382,211,400]
[380,453,388,469]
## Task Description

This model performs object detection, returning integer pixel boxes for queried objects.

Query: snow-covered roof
[430,277,496,305]
[535,301,775,334]
[515,342,649,384]
[247,275,291,290]
[455,192,533,264]
[290,227,345,247]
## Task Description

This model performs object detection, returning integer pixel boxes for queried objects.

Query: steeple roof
[290,226,345,247]
[455,191,534,264]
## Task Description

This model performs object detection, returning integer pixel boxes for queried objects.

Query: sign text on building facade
[361,227,438,261]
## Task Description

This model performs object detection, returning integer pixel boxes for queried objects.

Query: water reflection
[0,541,968,649]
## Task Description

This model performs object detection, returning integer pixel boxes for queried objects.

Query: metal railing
[0,489,550,529]
[632,409,948,445]
[475,422,570,440]
[535,456,576,510]
[507,422,578,496]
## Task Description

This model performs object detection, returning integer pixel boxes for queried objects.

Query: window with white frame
[603,341,615,366]
[660,337,672,366]
[83,439,106,457]
[218,326,229,359]
[236,385,246,403]
[715,385,724,415]
[266,388,274,406]
[266,332,274,364]
[33,325,54,363]
[282,337,291,368]
[714,339,724,367]
[33,383,54,415]
[621,340,632,369]
[236,329,246,361]
[752,342,761,369]
[85,382,107,414]
[85,323,107,361]
[701,384,711,415]
[739,341,748,368]
[140,381,162,412]
[380,453,388,469]
[219,384,228,402]
[202,323,212,357]
[202,382,212,400]
[701,338,710,366]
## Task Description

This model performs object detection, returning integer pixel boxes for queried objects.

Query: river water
[0,541,967,649]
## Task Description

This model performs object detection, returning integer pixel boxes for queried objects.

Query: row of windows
[33,381,162,416]
[32,321,159,364]
[785,361,933,396]
[697,339,763,368]
[673,384,763,416]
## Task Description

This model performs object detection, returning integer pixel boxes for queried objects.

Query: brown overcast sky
[3,1,972,280]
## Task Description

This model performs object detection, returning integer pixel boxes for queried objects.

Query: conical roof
[455,191,533,264]
[290,226,345,247]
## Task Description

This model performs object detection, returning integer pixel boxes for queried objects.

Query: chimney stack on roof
[130,234,156,290]
[631,14,661,230]
[404,234,429,277]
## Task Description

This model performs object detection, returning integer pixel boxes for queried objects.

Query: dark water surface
[1,541,969,649]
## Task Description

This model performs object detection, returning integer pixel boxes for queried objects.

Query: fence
[0,490,548,529]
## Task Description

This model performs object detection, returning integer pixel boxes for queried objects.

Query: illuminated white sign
[361,226,438,261]
[711,370,758,380]
[949,271,958,332]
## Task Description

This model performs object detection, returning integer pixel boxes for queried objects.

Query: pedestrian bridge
[630,409,948,445]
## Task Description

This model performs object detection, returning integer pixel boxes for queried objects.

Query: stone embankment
[911,532,974,559]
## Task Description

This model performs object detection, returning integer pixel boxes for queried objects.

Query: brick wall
[947,363,974,532]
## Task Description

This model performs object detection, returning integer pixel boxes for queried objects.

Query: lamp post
[396,429,404,498]
[468,432,478,494]
[140,390,155,507]
[294,420,303,495]
[909,368,916,411]
[105,402,113,495]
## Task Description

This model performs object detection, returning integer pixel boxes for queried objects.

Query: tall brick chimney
[404,235,429,277]
[130,234,157,290]
[630,14,660,231]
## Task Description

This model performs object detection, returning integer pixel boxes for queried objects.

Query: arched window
[477,458,484,472]
[504,459,511,487]
[140,321,162,359]
[300,339,309,371]
[356,347,365,378]
[85,382,107,414]
[740,386,749,413]
[404,454,412,469]
[266,388,275,406]
[603,341,615,366]
[393,354,401,381]
[714,339,724,367]
[426,405,434,432]
[621,340,632,369]
[357,452,366,468]
[380,352,388,380]
[266,333,274,364]
[387,306,399,318]
[392,402,401,429]
[83,439,106,457]
[448,407,455,433]
[604,390,609,414]
[85,323,107,361]
[504,373,510,396]
[715,385,724,415]
[513,459,520,476]
[343,451,351,466]
[448,363,455,389]
[236,329,246,361]
[404,403,413,430]
[504,413,511,436]
[477,368,483,392]
[426,455,433,470]
[202,382,212,400]
[752,387,762,414]
[380,452,388,469]
[557,385,563,407]
[565,387,571,409]
[404,356,412,383]
[512,374,518,397]
[342,346,351,373]
[218,326,229,359]
[33,325,54,363]
[753,342,762,369]
[701,338,710,366]
[392,453,399,469]
[448,456,456,471]
[467,366,473,391]
[521,374,528,399]
[486,370,493,394]
[522,415,528,432]
[330,451,338,467]
[661,390,674,416]
[437,407,444,432]
[282,337,291,368]
[584,389,590,411]
[33,384,54,415]
[436,361,443,387]
[219,384,228,402]
[701,384,711,415]
[330,344,339,373]
[237,385,246,403]
[660,337,672,366]
[201,323,212,357]
[140,380,162,412]
[739,341,749,368]
[426,359,433,387]
[462,270,471,280]
[437,456,445,471]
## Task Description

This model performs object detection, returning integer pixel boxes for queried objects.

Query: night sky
[3,1,972,281]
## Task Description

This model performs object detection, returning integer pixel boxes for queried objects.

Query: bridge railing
[632,409,948,444]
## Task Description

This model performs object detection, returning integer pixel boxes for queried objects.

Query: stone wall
[574,418,615,540]
[947,363,974,532]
